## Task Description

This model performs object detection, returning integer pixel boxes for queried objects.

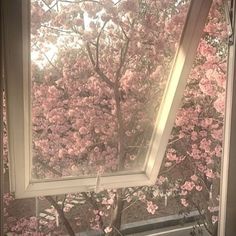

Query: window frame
[0,0,4,233]
[218,0,236,235]
[3,0,212,198]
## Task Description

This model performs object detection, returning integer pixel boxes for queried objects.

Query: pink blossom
[181,198,189,207]
[119,0,138,12]
[208,206,219,212]
[107,198,114,205]
[164,162,172,167]
[214,94,225,114]
[190,144,201,160]
[199,130,207,137]
[215,145,222,157]
[205,169,215,178]
[199,78,215,96]
[166,149,178,161]
[181,181,195,191]
[198,40,217,58]
[201,118,213,128]
[212,215,218,224]
[190,174,198,182]
[146,201,158,215]
[197,163,207,173]
[79,126,89,135]
[200,138,211,152]
[156,176,167,185]
[104,226,113,233]
[180,190,188,196]
[195,185,203,191]
[191,131,198,141]
[211,128,223,141]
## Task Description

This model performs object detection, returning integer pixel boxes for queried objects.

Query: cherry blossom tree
[157,1,227,235]
[3,0,227,235]
[31,0,190,179]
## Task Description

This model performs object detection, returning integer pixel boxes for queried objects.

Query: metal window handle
[224,0,234,44]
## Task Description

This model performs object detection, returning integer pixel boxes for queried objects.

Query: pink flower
[181,198,189,207]
[164,162,172,167]
[215,145,222,157]
[205,169,215,178]
[201,118,213,128]
[214,94,225,114]
[79,126,89,135]
[191,175,198,182]
[195,185,203,191]
[190,144,202,160]
[181,181,195,191]
[156,176,167,185]
[211,129,223,141]
[180,190,188,196]
[146,201,158,215]
[212,215,218,224]
[68,148,74,155]
[198,40,216,58]
[199,78,215,96]
[196,164,206,173]
[166,149,178,161]
[119,0,138,12]
[191,131,198,141]
[104,226,113,233]
[200,138,211,152]
[208,206,219,212]
[107,198,114,205]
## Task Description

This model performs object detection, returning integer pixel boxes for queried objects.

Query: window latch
[224,0,234,45]
[88,172,103,193]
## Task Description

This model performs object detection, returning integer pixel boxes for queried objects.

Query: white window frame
[3,0,212,198]
[218,0,236,235]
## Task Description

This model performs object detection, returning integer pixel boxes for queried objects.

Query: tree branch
[33,44,63,76]
[108,189,124,236]
[81,192,104,229]
[86,43,96,66]
[45,196,75,236]
[190,200,213,236]
[115,23,134,80]
[59,0,102,5]
[36,158,63,177]
[61,194,67,211]
[95,21,108,68]
[40,24,74,34]
[86,42,114,88]
[85,20,114,89]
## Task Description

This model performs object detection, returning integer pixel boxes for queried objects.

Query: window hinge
[224,0,234,45]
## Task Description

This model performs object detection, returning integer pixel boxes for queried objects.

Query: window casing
[219,0,236,235]
[3,0,212,198]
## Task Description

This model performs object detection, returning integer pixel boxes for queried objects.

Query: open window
[3,0,212,198]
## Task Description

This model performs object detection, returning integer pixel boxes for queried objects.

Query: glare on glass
[31,0,190,180]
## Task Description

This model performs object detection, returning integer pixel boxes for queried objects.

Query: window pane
[31,0,190,180]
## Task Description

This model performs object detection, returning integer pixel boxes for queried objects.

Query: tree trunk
[108,189,124,236]
[114,82,126,170]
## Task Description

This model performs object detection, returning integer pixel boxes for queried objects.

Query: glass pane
[31,0,190,180]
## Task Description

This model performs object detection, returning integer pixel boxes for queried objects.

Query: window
[3,0,212,198]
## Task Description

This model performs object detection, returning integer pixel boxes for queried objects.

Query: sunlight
[31,44,58,68]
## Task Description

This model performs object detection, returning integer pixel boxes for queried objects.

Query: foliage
[3,0,227,235]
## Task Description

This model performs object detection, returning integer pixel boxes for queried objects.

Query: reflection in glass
[31,0,190,180]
